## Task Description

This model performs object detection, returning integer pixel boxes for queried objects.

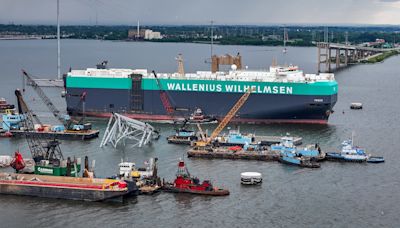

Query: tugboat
[279,148,321,168]
[167,119,198,145]
[187,108,217,124]
[162,159,229,196]
[167,128,198,145]
[271,135,325,161]
[118,158,161,194]
[325,135,381,162]
[215,129,254,146]
[0,98,15,113]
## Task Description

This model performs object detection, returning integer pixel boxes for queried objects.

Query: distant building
[262,34,282,41]
[144,29,162,40]
[128,29,146,39]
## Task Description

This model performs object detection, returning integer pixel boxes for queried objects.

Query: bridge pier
[317,42,389,72]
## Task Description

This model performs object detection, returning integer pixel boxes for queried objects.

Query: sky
[1,0,400,25]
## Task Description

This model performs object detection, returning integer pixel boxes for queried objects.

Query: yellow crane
[195,88,254,147]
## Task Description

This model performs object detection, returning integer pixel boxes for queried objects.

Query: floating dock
[3,129,100,140]
[187,147,280,161]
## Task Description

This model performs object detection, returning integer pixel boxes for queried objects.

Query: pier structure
[317,42,396,73]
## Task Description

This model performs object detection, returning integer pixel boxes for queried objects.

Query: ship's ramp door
[130,74,144,111]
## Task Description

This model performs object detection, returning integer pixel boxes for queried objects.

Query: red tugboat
[187,108,217,124]
[162,160,229,196]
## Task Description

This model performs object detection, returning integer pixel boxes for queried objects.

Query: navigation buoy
[240,172,262,185]
[350,103,363,109]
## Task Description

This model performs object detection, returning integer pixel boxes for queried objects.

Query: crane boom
[15,90,64,163]
[22,70,65,125]
[196,123,206,141]
[152,70,174,114]
[209,88,253,141]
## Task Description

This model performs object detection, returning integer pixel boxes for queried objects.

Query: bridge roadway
[317,42,399,52]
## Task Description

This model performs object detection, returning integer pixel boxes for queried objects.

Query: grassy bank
[365,50,399,63]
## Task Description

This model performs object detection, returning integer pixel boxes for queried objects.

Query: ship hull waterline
[66,88,337,125]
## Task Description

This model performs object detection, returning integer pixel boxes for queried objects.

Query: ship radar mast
[176,158,190,178]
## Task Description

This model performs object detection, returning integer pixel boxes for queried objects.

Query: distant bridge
[316,42,399,73]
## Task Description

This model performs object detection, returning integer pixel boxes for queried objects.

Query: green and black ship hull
[65,76,338,124]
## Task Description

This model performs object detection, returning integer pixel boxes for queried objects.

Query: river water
[0,40,399,228]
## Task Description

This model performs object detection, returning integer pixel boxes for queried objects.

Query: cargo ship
[65,61,337,124]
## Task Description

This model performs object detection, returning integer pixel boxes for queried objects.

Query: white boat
[118,158,157,179]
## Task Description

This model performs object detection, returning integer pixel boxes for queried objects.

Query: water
[0,40,399,228]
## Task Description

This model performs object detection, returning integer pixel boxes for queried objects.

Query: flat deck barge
[187,147,280,161]
[3,129,99,140]
[0,173,132,202]
[167,135,302,146]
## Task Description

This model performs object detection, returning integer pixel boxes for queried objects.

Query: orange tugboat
[162,160,229,196]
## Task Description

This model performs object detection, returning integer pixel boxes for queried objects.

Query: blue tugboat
[326,138,368,162]
[326,135,384,163]
[271,135,325,161]
[279,148,320,168]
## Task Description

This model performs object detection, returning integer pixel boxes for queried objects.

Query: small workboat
[271,136,325,161]
[118,158,161,194]
[367,156,385,163]
[167,128,198,145]
[0,98,15,113]
[162,159,229,196]
[279,149,321,168]
[186,108,217,124]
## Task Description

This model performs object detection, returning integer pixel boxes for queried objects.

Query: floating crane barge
[0,71,100,140]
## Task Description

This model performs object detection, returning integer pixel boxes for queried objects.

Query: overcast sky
[1,0,400,25]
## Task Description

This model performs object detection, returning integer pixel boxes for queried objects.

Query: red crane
[152,70,174,115]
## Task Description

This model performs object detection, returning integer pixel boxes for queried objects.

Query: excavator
[194,88,254,147]
[22,70,92,132]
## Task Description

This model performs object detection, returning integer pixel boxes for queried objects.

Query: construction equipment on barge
[1,91,139,201]
[21,70,100,139]
[118,158,161,194]
[13,89,81,176]
[194,88,254,148]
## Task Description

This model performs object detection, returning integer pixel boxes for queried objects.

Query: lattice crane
[152,70,174,115]
[196,88,254,146]
[15,89,64,163]
[22,70,90,131]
